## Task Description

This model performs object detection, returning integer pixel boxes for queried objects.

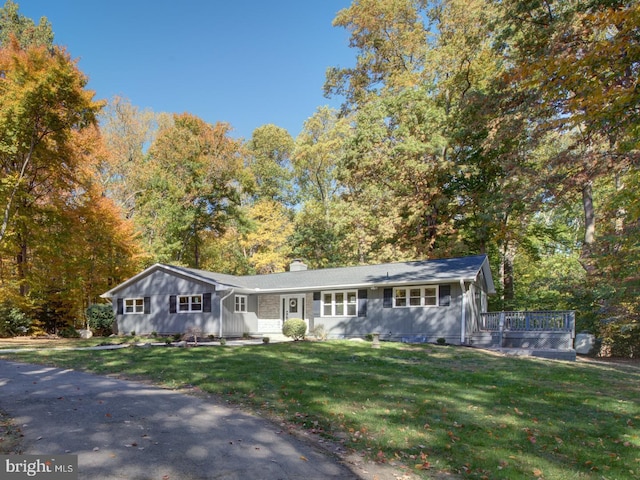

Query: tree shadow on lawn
[187,341,640,480]
[6,341,639,479]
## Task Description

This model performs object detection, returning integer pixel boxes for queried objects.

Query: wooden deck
[470,311,576,360]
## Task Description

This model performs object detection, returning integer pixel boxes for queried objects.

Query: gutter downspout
[218,288,235,338]
[460,279,466,344]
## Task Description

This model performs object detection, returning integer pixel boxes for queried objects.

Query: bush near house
[282,318,306,341]
[85,304,115,336]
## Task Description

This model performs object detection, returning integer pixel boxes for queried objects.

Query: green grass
[0,335,162,350]
[1,341,639,479]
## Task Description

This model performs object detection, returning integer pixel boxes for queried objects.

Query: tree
[237,200,294,274]
[289,107,352,267]
[495,0,639,261]
[136,114,244,267]
[245,124,295,205]
[325,0,429,109]
[0,39,101,243]
[0,1,53,49]
[98,96,158,218]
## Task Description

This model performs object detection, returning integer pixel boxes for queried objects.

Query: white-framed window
[322,290,357,317]
[235,295,247,313]
[394,286,438,307]
[178,294,202,312]
[124,298,144,314]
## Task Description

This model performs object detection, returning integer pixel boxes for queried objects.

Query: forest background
[0,0,637,355]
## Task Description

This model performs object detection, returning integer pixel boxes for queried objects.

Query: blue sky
[18,1,354,140]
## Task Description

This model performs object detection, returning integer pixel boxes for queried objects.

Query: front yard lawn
[1,340,638,479]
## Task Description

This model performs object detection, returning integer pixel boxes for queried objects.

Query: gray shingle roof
[102,254,494,298]
[165,254,494,293]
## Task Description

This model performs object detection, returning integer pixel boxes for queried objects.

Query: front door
[282,295,305,323]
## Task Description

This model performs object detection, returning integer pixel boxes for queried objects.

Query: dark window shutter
[383,288,393,308]
[144,297,151,314]
[116,298,123,315]
[357,289,367,317]
[312,291,321,317]
[439,285,451,307]
[203,292,212,312]
[169,295,177,314]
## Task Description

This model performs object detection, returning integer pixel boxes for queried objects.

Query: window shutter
[357,289,367,317]
[383,288,393,308]
[144,297,151,314]
[116,298,123,315]
[203,292,212,312]
[312,291,321,317]
[169,295,177,314]
[439,285,451,306]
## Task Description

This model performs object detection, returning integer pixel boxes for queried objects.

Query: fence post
[499,312,505,349]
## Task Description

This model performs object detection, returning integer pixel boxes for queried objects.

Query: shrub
[85,303,115,336]
[599,322,640,358]
[262,336,270,344]
[282,318,307,341]
[0,302,32,337]
[59,326,80,338]
[437,337,447,345]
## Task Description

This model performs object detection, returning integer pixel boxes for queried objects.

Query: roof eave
[100,263,222,298]
[247,276,480,294]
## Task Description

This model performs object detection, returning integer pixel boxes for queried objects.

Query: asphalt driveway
[0,359,382,480]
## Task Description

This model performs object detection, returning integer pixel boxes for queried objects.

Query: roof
[101,254,495,298]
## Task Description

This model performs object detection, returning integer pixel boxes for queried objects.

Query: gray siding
[309,283,464,344]
[110,269,484,342]
[220,293,259,337]
[113,270,220,336]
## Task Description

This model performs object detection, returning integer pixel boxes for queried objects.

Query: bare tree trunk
[580,180,597,274]
[16,234,28,296]
[0,152,32,244]
[582,181,595,246]
[614,173,625,234]
[501,241,515,310]
[193,234,200,269]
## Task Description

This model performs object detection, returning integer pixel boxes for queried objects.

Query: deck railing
[477,311,575,333]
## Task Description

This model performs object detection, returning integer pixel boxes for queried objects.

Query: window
[322,290,357,316]
[235,295,247,313]
[178,294,202,312]
[393,286,438,307]
[124,298,144,314]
